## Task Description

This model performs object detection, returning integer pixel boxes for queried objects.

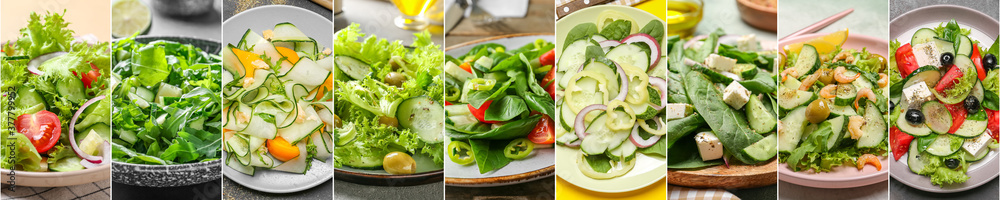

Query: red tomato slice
[944,102,967,134]
[14,110,62,153]
[539,49,556,67]
[988,110,998,142]
[935,66,965,93]
[895,43,920,78]
[468,100,499,123]
[972,43,987,81]
[541,65,557,99]
[890,127,913,161]
[528,115,555,144]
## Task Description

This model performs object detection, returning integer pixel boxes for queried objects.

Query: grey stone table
[778,0,889,40]
[889,1,998,199]
[334,179,443,200]
[334,0,445,46]
[697,0,777,40]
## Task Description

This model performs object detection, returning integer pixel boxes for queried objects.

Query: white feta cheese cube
[737,34,760,52]
[664,103,694,120]
[963,132,992,155]
[695,132,724,161]
[705,54,737,72]
[912,42,941,68]
[723,81,751,109]
[902,82,933,105]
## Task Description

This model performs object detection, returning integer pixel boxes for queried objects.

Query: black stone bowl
[111,36,222,187]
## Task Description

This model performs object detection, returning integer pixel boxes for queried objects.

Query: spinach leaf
[446,115,541,140]
[563,23,599,52]
[638,20,665,43]
[984,90,999,111]
[585,154,613,173]
[469,139,512,173]
[599,20,632,41]
[684,71,763,164]
[738,70,777,94]
[666,113,705,148]
[484,96,528,122]
[637,123,666,156]
[668,40,688,74]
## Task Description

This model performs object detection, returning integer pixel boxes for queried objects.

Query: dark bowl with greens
[109,36,223,187]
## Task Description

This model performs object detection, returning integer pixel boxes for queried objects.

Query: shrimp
[877,73,888,88]
[781,68,798,82]
[834,66,861,83]
[856,154,882,171]
[799,74,820,91]
[834,51,854,62]
[848,116,866,140]
[854,88,877,110]
[819,84,838,99]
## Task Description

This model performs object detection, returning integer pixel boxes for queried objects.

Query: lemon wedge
[784,28,849,54]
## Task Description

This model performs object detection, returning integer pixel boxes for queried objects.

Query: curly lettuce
[15,11,74,59]
[918,153,970,186]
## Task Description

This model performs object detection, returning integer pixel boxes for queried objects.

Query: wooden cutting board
[667,159,777,189]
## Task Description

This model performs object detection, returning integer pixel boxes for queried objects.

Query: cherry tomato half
[528,115,555,144]
[14,110,62,153]
[539,49,556,67]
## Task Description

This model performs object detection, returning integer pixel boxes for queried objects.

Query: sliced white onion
[599,40,622,49]
[574,104,607,139]
[69,95,106,163]
[629,124,661,148]
[27,52,68,75]
[613,62,629,101]
[621,34,661,69]
[649,77,667,110]
[720,71,742,81]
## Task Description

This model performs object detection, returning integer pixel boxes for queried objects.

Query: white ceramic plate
[1,165,110,187]
[554,5,667,193]
[889,5,1000,193]
[221,5,333,193]
[443,34,556,187]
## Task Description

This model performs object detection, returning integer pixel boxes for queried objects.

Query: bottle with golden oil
[390,0,439,30]
[667,0,703,38]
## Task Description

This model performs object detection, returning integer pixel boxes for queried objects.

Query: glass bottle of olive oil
[667,0,703,38]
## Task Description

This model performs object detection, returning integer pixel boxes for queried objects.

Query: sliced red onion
[720,71,742,81]
[564,140,581,147]
[576,59,589,72]
[717,35,743,46]
[629,124,661,148]
[723,154,731,168]
[574,104,608,139]
[648,77,667,111]
[683,58,701,67]
[80,142,110,168]
[599,40,622,49]
[621,34,661,69]
[683,35,709,49]
[69,95,106,163]
[27,52,67,75]
[613,62,629,101]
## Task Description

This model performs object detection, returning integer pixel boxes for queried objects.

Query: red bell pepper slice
[972,43,987,81]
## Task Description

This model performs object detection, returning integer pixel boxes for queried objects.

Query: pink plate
[776,33,890,189]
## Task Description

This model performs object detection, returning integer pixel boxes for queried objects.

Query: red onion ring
[621,34,661,69]
[564,140,582,147]
[80,142,110,168]
[69,95,106,163]
[27,52,68,75]
[613,62,629,101]
[599,40,622,49]
[629,124,661,148]
[648,77,667,110]
[683,35,709,49]
[574,104,608,139]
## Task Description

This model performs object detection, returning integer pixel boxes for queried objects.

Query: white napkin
[478,0,529,18]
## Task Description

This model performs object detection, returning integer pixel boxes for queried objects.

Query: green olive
[817,68,834,85]
[379,116,399,128]
[385,72,407,87]
[383,152,416,175]
[334,114,343,128]
[805,98,831,124]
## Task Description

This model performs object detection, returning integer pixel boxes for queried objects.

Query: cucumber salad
[444,40,556,174]
[111,36,223,165]
[890,19,1000,186]
[665,30,779,169]
[222,22,334,175]
[1,12,113,172]
[554,10,667,179]
[778,31,889,173]
[333,24,444,175]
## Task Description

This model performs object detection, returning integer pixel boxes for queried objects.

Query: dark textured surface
[224,0,333,21]
[779,180,888,200]
[445,177,555,200]
[114,179,221,200]
[223,177,333,200]
[334,179,443,200]
[112,160,222,187]
[728,183,776,200]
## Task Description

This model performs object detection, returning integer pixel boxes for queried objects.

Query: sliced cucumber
[834,84,857,106]
[932,38,956,56]
[778,107,808,152]
[342,153,384,169]
[334,56,371,80]
[580,114,630,155]
[921,101,952,134]
[582,61,620,97]
[896,111,932,137]
[396,96,445,143]
[560,104,576,130]
[857,103,886,148]
[963,145,990,162]
[746,94,776,134]
[227,154,255,176]
[606,140,638,162]
[606,43,649,72]
[925,134,963,156]
[956,34,973,56]
[823,116,846,151]
[829,104,858,117]
[14,87,46,109]
[558,40,592,73]
[272,22,311,41]
[743,133,777,162]
[907,140,929,173]
[910,28,938,45]
[789,44,820,79]
[272,142,309,174]
[953,118,988,138]
[778,88,816,111]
